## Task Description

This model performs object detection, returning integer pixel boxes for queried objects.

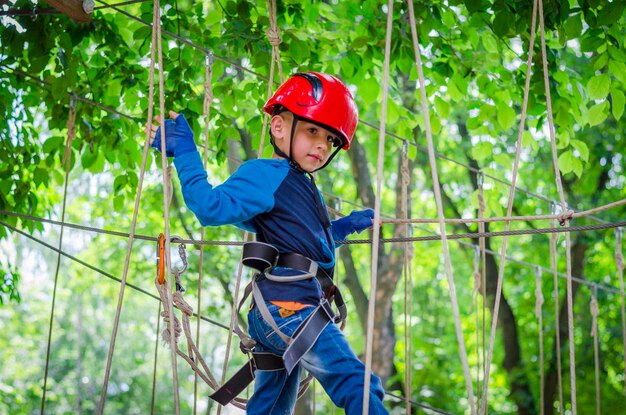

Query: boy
[151,72,388,414]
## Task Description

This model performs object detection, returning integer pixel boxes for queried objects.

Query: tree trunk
[343,139,410,384]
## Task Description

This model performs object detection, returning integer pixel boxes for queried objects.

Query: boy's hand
[150,111,196,157]
[333,209,375,236]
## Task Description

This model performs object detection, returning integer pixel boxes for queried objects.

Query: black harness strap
[209,242,347,406]
[210,352,284,406]
[283,299,336,374]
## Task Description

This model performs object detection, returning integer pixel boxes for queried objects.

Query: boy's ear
[270,114,286,143]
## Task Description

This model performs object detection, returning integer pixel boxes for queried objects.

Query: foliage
[1,0,625,414]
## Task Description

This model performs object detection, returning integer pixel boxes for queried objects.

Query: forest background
[1,0,625,414]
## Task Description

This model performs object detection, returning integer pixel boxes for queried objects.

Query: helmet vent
[294,72,323,103]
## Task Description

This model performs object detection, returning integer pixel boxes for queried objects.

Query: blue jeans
[246,303,388,415]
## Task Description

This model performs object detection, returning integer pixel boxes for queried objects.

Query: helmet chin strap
[270,115,331,228]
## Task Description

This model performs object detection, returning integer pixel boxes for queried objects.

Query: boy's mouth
[308,154,322,162]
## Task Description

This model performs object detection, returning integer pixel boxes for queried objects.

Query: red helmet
[263,72,358,150]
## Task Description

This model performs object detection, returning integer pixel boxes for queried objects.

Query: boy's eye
[308,127,318,135]
[328,136,342,147]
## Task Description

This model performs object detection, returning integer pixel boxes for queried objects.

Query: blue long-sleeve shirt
[174,151,351,305]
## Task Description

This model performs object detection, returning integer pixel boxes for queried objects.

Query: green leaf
[496,101,516,130]
[434,96,450,118]
[609,60,626,83]
[113,175,128,193]
[586,74,610,100]
[572,157,583,177]
[359,80,378,105]
[558,150,574,174]
[611,88,625,120]
[522,131,537,150]
[482,33,499,54]
[580,35,604,52]
[42,136,63,154]
[588,101,608,126]
[113,195,125,212]
[447,80,462,102]
[493,152,511,167]
[471,142,493,161]
[564,13,583,39]
[493,11,514,37]
[570,139,589,162]
[51,77,68,101]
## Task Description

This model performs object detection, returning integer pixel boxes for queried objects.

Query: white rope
[40,95,76,415]
[362,0,393,413]
[590,286,600,415]
[479,0,538,411]
[400,141,414,415]
[616,228,626,406]
[193,52,214,415]
[550,210,564,414]
[406,1,477,412]
[537,0,577,412]
[96,0,160,410]
[535,266,545,415]
[217,4,286,412]
[154,0,182,408]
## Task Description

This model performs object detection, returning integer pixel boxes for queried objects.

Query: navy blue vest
[175,152,350,305]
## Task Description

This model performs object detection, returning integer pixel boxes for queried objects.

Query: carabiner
[156,234,189,286]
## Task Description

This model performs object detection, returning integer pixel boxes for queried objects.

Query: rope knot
[557,210,574,226]
[266,27,282,47]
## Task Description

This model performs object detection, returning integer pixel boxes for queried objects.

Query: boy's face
[271,112,341,172]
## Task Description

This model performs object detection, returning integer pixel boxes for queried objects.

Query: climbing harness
[209,241,347,406]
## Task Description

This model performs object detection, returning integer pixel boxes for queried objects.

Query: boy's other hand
[334,209,375,236]
[150,111,197,157]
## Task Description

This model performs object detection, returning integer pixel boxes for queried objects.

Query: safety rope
[40,94,76,415]
[96,0,166,411]
[4,209,624,249]
[150,302,162,414]
[549,207,564,414]
[193,52,214,415]
[400,140,414,415]
[362,1,393,412]
[154,0,183,409]
[406,1,477,412]
[535,266,545,415]
[381,198,625,225]
[215,3,288,412]
[471,245,482,401]
[478,172,487,405]
[4,215,622,415]
[537,1,577,412]
[616,227,626,406]
[479,0,538,411]
[590,285,600,415]
[4,54,621,228]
